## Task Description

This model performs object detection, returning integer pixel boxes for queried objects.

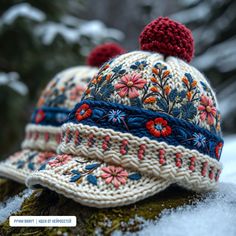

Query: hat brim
[0,149,57,184]
[26,155,171,208]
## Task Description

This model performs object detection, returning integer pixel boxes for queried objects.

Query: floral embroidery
[114,73,146,98]
[68,162,101,185]
[193,133,206,148]
[108,110,126,123]
[70,85,86,101]
[146,118,172,137]
[37,152,55,164]
[83,61,221,136]
[35,109,45,123]
[48,155,72,167]
[215,142,223,160]
[101,166,128,189]
[75,104,92,121]
[198,95,217,125]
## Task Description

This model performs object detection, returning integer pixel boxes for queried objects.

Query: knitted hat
[0,43,124,183]
[27,17,223,208]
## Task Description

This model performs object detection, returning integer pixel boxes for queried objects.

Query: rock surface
[0,180,203,236]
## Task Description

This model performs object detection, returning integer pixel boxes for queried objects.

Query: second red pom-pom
[87,42,125,68]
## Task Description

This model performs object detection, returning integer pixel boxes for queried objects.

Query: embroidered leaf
[85,163,100,170]
[27,152,37,161]
[130,97,143,107]
[99,84,114,99]
[185,73,193,83]
[16,160,25,169]
[172,107,180,117]
[112,64,123,73]
[28,162,35,171]
[156,98,168,112]
[127,117,145,127]
[179,90,187,99]
[130,65,138,70]
[119,69,126,74]
[92,109,105,119]
[128,173,142,180]
[87,174,98,185]
[169,89,178,102]
[71,170,81,175]
[70,174,81,182]
[38,163,47,171]
[181,102,197,120]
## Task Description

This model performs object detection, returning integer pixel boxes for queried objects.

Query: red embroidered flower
[35,109,45,123]
[75,104,92,121]
[215,142,223,160]
[48,154,72,167]
[198,95,217,125]
[146,118,172,137]
[114,73,146,98]
[101,166,128,189]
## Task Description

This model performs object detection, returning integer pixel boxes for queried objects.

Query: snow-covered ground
[117,135,236,236]
[0,189,32,224]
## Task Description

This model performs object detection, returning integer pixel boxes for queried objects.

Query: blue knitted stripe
[67,100,224,161]
[31,107,70,127]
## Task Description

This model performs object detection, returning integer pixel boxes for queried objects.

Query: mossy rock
[0,185,205,236]
[0,178,25,202]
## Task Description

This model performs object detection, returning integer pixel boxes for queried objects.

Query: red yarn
[87,43,125,67]
[139,17,194,62]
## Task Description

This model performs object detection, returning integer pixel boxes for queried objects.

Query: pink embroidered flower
[70,85,86,101]
[198,95,217,125]
[48,155,72,167]
[101,166,128,189]
[114,73,146,98]
[37,152,55,164]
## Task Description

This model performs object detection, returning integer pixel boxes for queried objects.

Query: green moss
[0,178,25,202]
[0,186,204,236]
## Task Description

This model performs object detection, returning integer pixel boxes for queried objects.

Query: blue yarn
[31,106,71,127]
[67,100,224,161]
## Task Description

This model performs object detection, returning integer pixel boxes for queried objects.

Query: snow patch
[0,72,28,95]
[35,20,124,45]
[0,3,46,25]
[0,189,33,224]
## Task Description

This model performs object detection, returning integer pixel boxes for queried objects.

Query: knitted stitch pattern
[0,66,97,183]
[26,51,223,208]
[26,18,223,208]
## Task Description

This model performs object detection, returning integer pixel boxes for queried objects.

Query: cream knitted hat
[0,43,124,184]
[27,18,223,208]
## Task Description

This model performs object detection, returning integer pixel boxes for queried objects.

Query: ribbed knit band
[58,122,222,192]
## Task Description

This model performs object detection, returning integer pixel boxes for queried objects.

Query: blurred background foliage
[0,0,235,159]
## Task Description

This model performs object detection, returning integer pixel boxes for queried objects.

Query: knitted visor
[0,66,97,183]
[26,18,223,208]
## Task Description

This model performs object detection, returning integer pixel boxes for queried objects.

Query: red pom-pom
[139,17,194,62]
[87,43,125,67]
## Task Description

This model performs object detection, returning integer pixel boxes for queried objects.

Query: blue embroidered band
[31,107,70,127]
[67,100,224,161]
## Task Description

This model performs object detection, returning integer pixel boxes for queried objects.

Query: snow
[113,135,236,236]
[0,72,28,95]
[170,2,210,24]
[35,20,124,45]
[0,189,32,224]
[0,3,46,25]
[193,37,236,72]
